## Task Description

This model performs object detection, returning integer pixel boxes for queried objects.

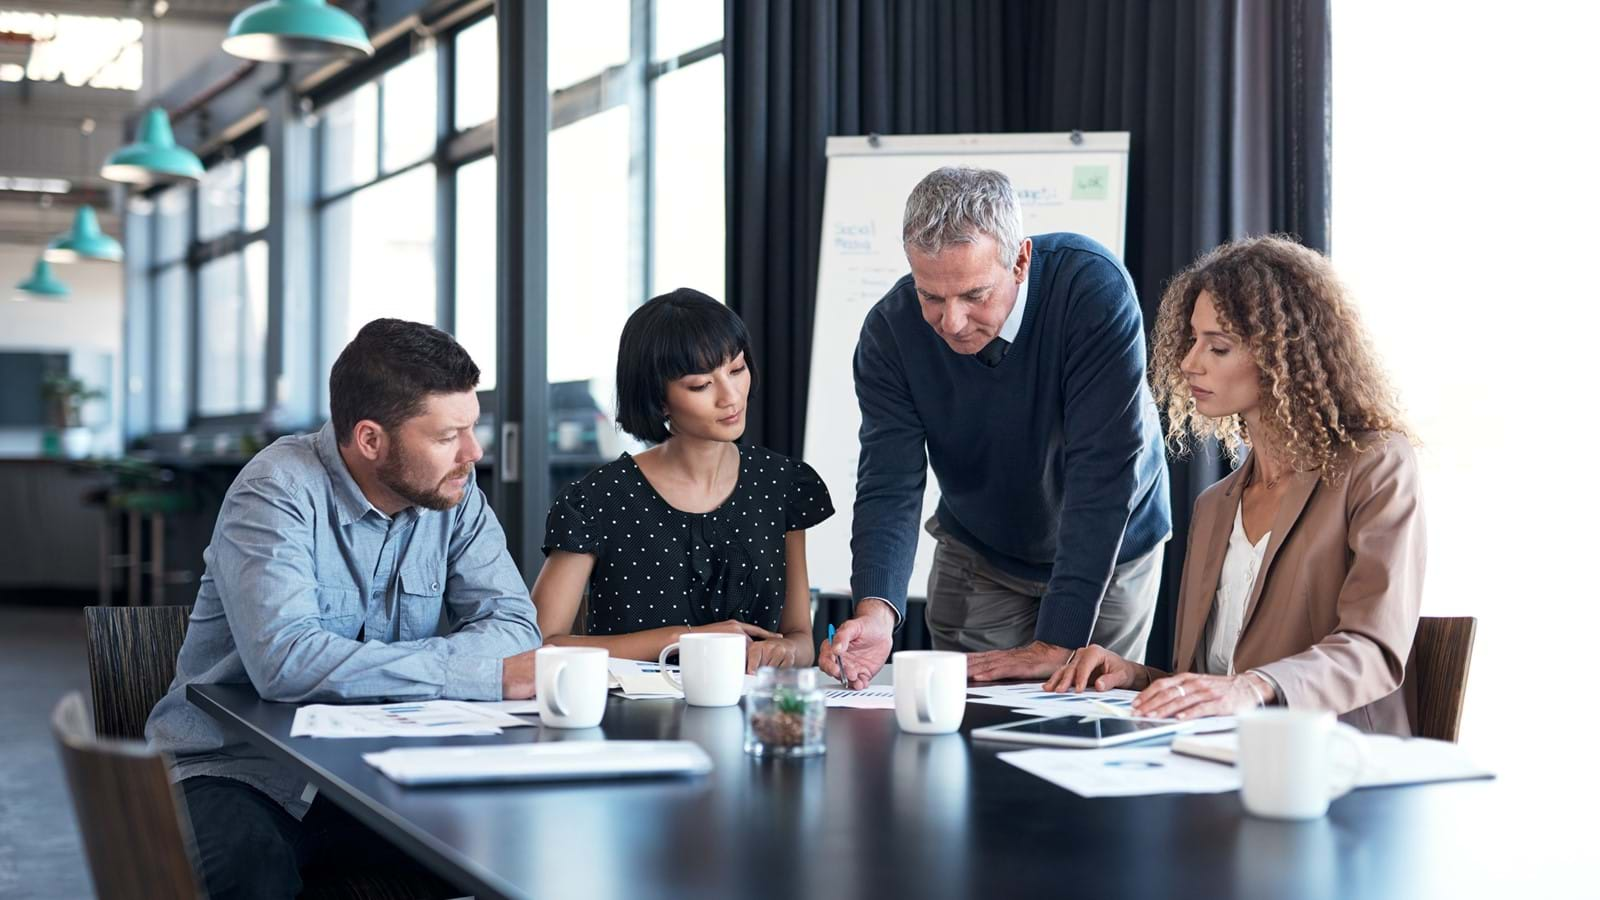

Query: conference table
[189,682,1554,899]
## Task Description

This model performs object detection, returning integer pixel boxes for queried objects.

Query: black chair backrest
[83,605,192,739]
[52,692,205,900]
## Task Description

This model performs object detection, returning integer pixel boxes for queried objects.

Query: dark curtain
[725,0,1331,666]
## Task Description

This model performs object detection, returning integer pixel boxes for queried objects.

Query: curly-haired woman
[1044,236,1426,735]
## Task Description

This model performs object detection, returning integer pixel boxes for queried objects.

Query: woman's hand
[1042,644,1148,693]
[1131,671,1273,719]
[745,636,801,673]
[691,620,783,641]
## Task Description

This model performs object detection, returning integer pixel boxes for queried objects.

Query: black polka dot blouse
[541,445,835,635]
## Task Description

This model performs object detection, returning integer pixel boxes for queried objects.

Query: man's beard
[377,442,472,511]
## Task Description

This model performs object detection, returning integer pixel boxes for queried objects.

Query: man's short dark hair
[329,318,480,444]
[616,289,756,444]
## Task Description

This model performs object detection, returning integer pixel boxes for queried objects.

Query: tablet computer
[971,714,1189,749]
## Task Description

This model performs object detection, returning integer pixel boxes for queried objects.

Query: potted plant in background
[41,373,104,459]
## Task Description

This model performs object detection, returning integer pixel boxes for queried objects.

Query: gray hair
[901,166,1025,268]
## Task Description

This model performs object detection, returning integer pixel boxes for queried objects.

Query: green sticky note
[1072,165,1110,201]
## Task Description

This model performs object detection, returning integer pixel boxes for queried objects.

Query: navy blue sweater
[849,232,1171,648]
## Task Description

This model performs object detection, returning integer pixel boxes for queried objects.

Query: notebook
[1169,732,1494,788]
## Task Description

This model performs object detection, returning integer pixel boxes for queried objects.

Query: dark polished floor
[0,605,95,899]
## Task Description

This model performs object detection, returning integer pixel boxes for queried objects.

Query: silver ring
[1177,685,1186,698]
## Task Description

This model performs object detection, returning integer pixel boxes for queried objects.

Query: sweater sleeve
[1033,259,1160,648]
[848,302,927,618]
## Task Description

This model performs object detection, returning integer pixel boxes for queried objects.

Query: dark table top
[189,683,1566,900]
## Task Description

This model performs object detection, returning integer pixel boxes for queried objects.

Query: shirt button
[431,582,439,591]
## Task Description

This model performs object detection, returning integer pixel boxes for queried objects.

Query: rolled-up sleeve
[215,475,536,703]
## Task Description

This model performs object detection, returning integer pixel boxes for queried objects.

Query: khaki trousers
[923,516,1165,663]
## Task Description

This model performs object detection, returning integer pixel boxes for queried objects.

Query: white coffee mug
[659,633,746,707]
[892,650,967,734]
[535,646,609,728]
[1237,708,1367,820]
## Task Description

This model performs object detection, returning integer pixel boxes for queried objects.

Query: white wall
[0,242,123,457]
[1332,2,1600,791]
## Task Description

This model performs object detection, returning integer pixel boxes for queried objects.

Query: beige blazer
[1170,432,1426,735]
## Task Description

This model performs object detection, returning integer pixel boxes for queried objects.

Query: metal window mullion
[632,0,652,301]
[645,38,724,81]
[437,26,456,333]
[493,0,550,574]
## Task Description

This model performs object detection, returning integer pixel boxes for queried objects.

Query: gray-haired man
[820,166,1172,687]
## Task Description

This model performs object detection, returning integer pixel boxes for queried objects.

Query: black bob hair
[615,288,756,444]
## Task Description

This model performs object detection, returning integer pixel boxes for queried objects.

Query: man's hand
[967,640,1073,683]
[1042,644,1150,693]
[818,598,896,690]
[501,649,537,699]
[746,637,800,673]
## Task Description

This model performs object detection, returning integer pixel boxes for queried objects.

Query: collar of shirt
[314,421,398,528]
[997,270,1029,344]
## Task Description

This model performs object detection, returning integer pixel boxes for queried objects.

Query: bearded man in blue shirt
[147,318,540,899]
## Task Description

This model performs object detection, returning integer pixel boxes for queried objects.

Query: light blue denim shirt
[146,422,540,817]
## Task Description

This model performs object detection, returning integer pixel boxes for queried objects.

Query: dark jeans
[180,775,455,900]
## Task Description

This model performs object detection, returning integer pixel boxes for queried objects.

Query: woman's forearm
[780,630,815,667]
[544,626,689,661]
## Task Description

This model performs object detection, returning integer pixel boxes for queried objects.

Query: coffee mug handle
[917,664,936,724]
[1325,722,1368,801]
[659,644,685,692]
[546,660,569,719]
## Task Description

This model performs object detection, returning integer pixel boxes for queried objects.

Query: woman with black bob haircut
[531,288,834,671]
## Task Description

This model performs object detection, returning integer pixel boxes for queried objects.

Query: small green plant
[41,374,104,429]
[773,686,809,716]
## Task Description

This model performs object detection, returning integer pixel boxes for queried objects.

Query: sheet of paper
[821,685,896,709]
[607,657,759,700]
[608,658,684,699]
[969,687,1142,718]
[469,699,541,716]
[290,700,534,739]
[999,746,1243,798]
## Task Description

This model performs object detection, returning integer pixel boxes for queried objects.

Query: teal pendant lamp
[223,0,374,62]
[16,258,70,299]
[101,107,205,185]
[45,206,124,264]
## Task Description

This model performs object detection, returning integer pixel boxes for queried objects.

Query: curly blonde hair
[1149,235,1409,483]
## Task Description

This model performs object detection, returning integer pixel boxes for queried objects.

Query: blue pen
[827,624,848,689]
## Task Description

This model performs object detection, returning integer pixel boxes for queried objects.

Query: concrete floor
[0,605,95,899]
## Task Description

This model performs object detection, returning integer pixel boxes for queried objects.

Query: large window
[316,20,497,411]
[194,144,270,418]
[454,155,498,390]
[1332,5,1600,764]
[547,0,725,489]
[123,4,729,540]
[148,185,191,432]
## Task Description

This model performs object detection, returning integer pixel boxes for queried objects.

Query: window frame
[190,138,271,426]
[309,12,498,416]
